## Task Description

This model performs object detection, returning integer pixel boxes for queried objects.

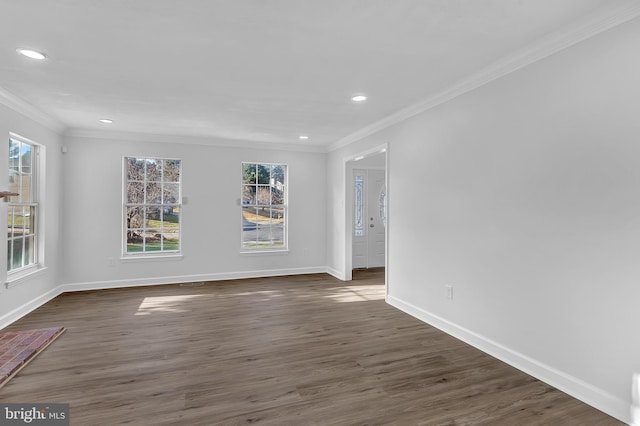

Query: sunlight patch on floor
[135,294,205,315]
[324,285,385,303]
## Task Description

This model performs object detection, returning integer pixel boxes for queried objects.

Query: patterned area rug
[0,326,65,389]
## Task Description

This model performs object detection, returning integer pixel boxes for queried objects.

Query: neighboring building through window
[124,157,181,254]
[241,163,287,250]
[7,136,39,272]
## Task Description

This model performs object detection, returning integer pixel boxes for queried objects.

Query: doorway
[345,147,387,282]
[352,168,385,269]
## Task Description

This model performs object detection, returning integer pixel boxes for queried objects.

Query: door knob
[370,224,374,228]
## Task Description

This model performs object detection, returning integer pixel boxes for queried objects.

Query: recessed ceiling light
[99,119,114,124]
[16,48,47,60]
[299,135,309,140]
[354,155,365,161]
[351,95,367,102]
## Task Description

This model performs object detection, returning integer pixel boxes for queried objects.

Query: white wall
[0,104,64,328]
[328,16,640,425]
[60,135,327,289]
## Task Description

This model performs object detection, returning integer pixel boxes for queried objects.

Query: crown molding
[63,128,328,153]
[0,86,66,134]
[328,2,640,152]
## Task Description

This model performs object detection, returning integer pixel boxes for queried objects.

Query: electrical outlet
[107,257,116,267]
[445,285,453,300]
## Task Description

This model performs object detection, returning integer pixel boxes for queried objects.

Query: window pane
[163,183,179,204]
[22,207,34,236]
[271,186,284,205]
[9,139,20,172]
[7,173,19,194]
[242,185,256,205]
[269,208,285,247]
[126,206,144,230]
[7,206,15,238]
[159,207,180,230]
[163,159,180,182]
[126,229,144,252]
[162,230,180,251]
[127,158,145,181]
[21,143,32,174]
[256,185,270,205]
[127,182,144,203]
[12,207,27,236]
[242,206,258,248]
[272,165,285,186]
[7,240,12,270]
[11,238,23,270]
[145,206,162,227]
[146,159,162,181]
[24,236,35,266]
[242,163,257,184]
[18,175,31,203]
[146,183,162,204]
[257,164,270,184]
[144,230,162,251]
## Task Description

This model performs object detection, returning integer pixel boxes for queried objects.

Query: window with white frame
[124,157,181,255]
[354,174,364,236]
[7,136,39,273]
[241,163,287,250]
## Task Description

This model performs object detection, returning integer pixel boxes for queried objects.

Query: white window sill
[120,254,183,263]
[5,265,49,289]
[240,249,289,256]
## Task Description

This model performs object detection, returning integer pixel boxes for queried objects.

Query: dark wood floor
[0,269,623,425]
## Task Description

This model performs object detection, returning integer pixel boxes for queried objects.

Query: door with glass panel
[353,169,385,269]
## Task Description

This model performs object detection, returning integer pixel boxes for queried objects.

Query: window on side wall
[241,163,287,251]
[7,135,40,273]
[124,157,181,255]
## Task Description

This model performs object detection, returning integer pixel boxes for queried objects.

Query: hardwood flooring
[0,269,623,425]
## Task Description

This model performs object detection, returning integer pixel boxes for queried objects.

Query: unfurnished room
[0,1,639,425]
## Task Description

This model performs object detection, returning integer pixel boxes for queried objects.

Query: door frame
[344,143,388,294]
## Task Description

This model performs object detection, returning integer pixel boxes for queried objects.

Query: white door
[352,169,385,269]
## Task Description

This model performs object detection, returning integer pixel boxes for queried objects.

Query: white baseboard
[0,286,63,330]
[326,267,346,281]
[60,267,330,293]
[1,267,332,331]
[387,295,632,426]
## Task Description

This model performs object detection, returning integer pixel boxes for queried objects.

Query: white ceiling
[0,0,638,149]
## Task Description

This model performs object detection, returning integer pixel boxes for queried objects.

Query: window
[241,163,287,250]
[7,136,39,273]
[124,157,181,255]
[354,174,364,236]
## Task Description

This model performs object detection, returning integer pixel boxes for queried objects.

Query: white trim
[5,266,49,289]
[328,3,640,152]
[0,267,333,330]
[326,267,346,281]
[0,285,63,330]
[60,267,329,293]
[239,249,289,256]
[387,295,632,425]
[64,128,327,153]
[0,86,66,133]
[120,254,183,263]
